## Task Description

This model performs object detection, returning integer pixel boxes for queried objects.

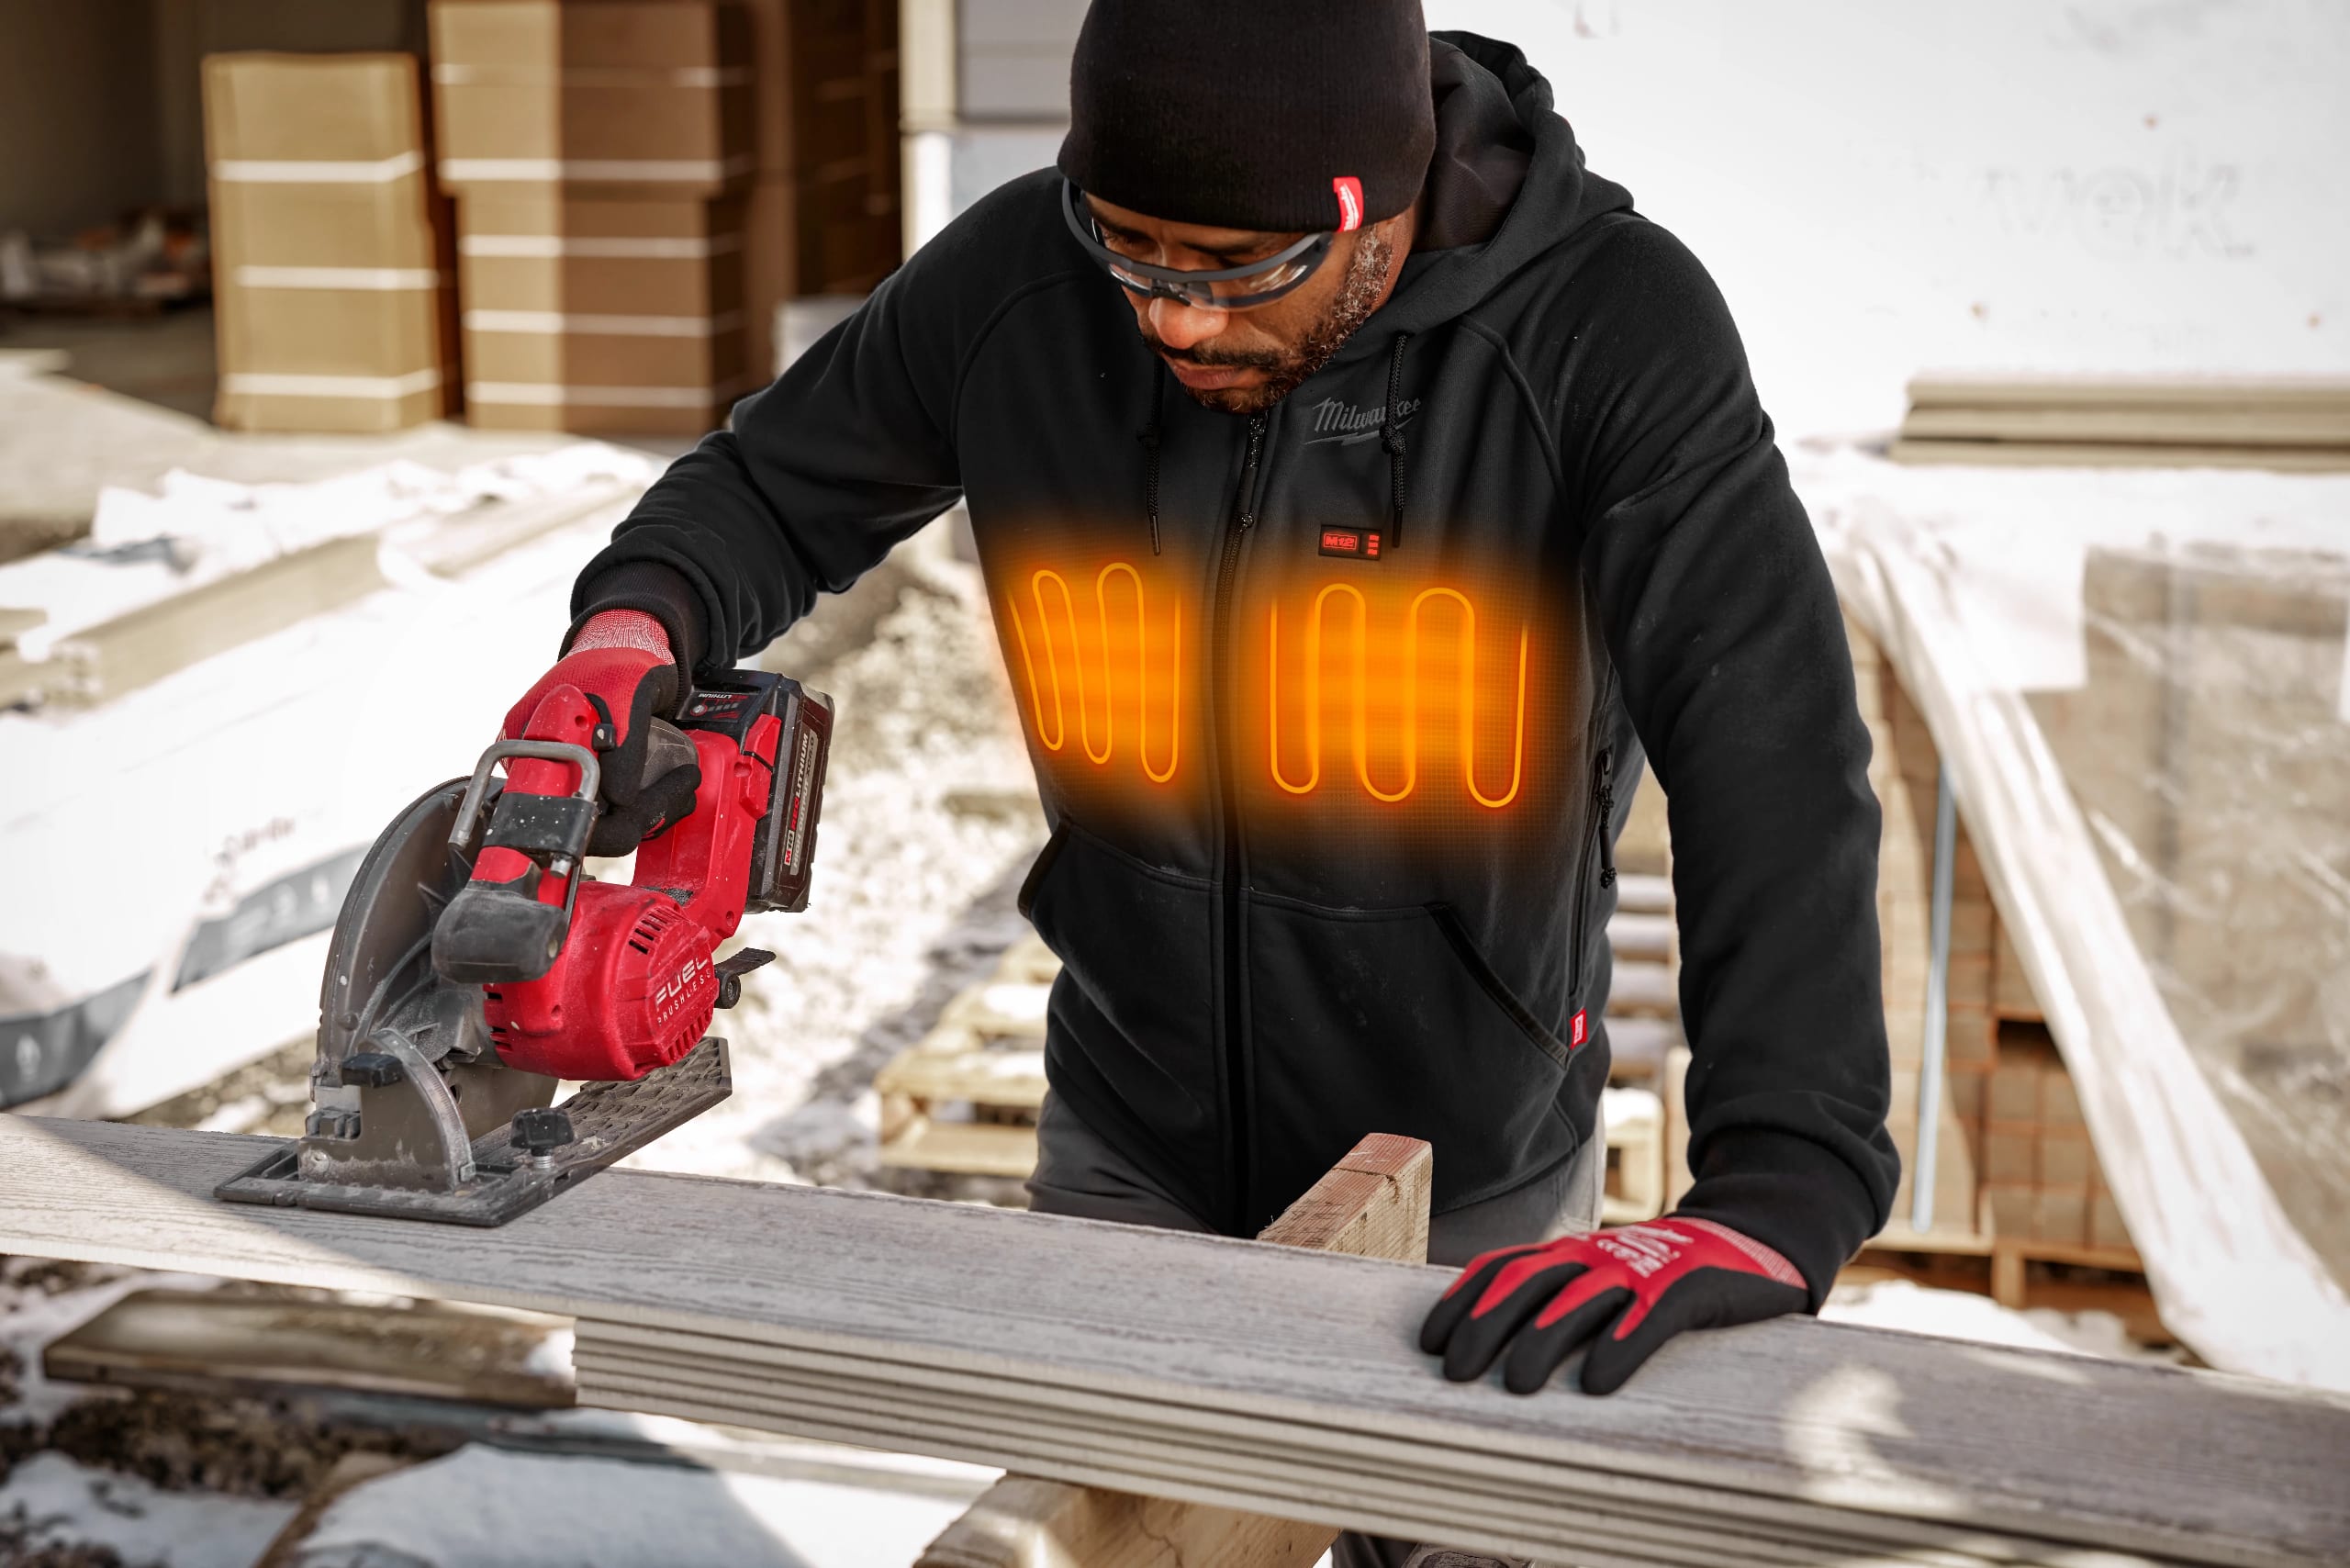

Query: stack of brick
[205,53,457,432]
[429,0,756,435]
[1848,610,2140,1264]
[1979,1026,2136,1257]
[1852,613,1986,1238]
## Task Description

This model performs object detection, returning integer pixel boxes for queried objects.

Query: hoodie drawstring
[1138,360,1167,555]
[1381,331,1413,549]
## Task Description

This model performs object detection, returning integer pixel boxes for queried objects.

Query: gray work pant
[1026,1092,1607,1568]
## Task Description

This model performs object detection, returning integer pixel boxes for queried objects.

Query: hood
[1328,32,1638,353]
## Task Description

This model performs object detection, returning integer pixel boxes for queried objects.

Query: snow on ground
[0,1260,219,1428]
[0,1451,295,1568]
[1823,1277,2185,1367]
[287,1445,978,1568]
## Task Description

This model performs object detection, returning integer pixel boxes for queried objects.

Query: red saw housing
[484,709,781,1081]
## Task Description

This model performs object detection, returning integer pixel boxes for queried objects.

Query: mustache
[1140,335,1286,372]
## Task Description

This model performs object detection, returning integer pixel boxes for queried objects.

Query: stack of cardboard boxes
[430,0,756,435]
[205,53,458,432]
[1979,1025,2135,1254]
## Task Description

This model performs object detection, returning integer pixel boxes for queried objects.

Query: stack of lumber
[1890,375,2350,471]
[6,1115,2347,1568]
[204,53,457,432]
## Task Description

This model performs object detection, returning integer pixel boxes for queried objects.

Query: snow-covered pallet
[874,935,1056,1179]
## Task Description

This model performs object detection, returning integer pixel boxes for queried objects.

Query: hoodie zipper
[1570,742,1617,1008]
[1211,410,1270,1233]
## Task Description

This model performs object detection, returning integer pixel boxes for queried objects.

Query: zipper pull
[1595,746,1617,889]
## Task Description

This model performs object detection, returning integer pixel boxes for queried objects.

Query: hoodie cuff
[1671,1127,1882,1308]
[567,561,708,697]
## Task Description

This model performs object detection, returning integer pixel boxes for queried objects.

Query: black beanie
[1058,0,1436,234]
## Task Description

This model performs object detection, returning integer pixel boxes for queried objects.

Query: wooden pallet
[875,935,1056,1177]
[1597,1085,1664,1226]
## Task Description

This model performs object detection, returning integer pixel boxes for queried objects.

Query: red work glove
[506,610,699,857]
[1418,1216,1808,1395]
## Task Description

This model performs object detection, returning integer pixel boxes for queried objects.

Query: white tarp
[1801,447,2350,1391]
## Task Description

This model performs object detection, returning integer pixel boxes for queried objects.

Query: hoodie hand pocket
[1244,892,1586,1215]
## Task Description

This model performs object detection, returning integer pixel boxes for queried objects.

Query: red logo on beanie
[1332,176,1364,232]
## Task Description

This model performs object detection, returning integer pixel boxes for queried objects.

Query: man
[515,4,1897,1545]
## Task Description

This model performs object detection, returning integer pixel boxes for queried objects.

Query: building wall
[0,0,163,235]
[152,0,429,207]
[0,0,428,235]
[914,0,2350,442]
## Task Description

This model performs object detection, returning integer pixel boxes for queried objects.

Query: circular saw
[217,667,833,1226]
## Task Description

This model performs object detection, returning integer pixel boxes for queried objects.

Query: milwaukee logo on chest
[1319,528,1383,560]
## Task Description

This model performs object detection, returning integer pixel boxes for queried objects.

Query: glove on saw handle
[509,610,699,857]
[1419,1216,1808,1395]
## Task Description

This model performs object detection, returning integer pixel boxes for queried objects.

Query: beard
[1146,225,1397,416]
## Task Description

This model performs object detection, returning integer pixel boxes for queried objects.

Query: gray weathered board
[2,1115,2345,1567]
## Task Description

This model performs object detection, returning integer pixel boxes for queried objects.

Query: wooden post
[912,1134,1435,1568]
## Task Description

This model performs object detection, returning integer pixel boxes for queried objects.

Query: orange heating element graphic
[1269,585,1529,809]
[1007,565,1182,783]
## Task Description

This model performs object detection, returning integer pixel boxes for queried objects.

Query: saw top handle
[447,738,601,857]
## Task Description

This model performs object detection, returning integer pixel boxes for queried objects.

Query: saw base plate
[216,1038,731,1226]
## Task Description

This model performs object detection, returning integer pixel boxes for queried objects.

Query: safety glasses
[1061,180,1333,311]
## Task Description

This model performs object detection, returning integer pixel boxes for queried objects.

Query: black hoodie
[575,33,1899,1299]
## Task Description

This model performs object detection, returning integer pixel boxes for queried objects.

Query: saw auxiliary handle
[216,667,834,1226]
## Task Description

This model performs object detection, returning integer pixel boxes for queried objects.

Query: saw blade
[317,778,484,1080]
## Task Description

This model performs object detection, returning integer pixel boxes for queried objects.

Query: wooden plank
[4,1116,2347,1568]
[1253,1131,1430,1262]
[915,1133,1432,1568]
[1886,439,2350,473]
[40,1287,572,1409]
[565,1347,2147,1568]
[1903,375,2350,412]
[1898,405,2350,448]
[875,1029,1050,1108]
[878,1114,1039,1177]
[916,1477,1332,1568]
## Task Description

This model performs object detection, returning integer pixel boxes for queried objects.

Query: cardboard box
[1992,914,2041,1018]
[216,286,455,432]
[2042,1067,2083,1126]
[456,191,751,435]
[2037,1127,2093,1189]
[206,52,454,432]
[430,0,754,196]
[2090,1196,2135,1256]
[1945,1064,1987,1124]
[1979,1183,2034,1239]
[1886,1112,1979,1237]
[1946,1002,1997,1066]
[2032,1189,2087,1247]
[1988,1039,2049,1122]
[458,194,745,316]
[1982,1124,2038,1187]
